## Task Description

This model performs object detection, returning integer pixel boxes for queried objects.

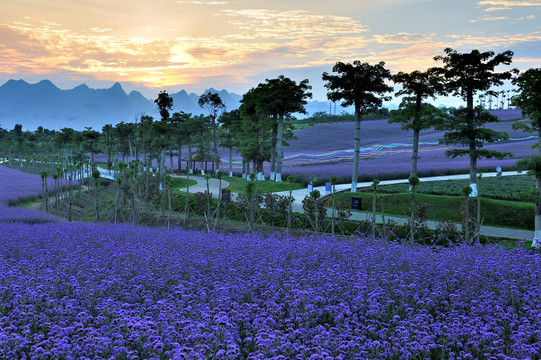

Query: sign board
[325,182,331,195]
[308,184,313,193]
[221,189,231,202]
[470,183,477,198]
[351,197,362,210]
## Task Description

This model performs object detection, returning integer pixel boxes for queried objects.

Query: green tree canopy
[322,61,392,192]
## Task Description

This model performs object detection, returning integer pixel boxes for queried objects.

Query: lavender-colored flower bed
[0,166,62,223]
[0,223,539,359]
[0,166,44,206]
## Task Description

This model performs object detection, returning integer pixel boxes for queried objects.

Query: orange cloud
[374,33,437,44]
[478,0,541,11]
[221,9,367,40]
[470,16,509,22]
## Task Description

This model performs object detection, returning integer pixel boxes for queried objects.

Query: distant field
[93,110,532,184]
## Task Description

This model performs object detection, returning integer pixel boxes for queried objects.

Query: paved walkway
[176,171,533,240]
[175,175,231,199]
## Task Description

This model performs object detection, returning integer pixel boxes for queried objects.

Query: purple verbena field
[2,165,541,359]
[2,223,541,359]
[0,167,62,224]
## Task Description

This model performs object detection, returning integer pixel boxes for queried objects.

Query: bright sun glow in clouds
[0,0,540,98]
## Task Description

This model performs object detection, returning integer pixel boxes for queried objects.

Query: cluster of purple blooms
[1,223,540,359]
[1,166,541,359]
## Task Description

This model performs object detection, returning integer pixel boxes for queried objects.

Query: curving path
[177,171,533,240]
[174,175,231,199]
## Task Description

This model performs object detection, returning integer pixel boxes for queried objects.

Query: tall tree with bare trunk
[323,61,392,192]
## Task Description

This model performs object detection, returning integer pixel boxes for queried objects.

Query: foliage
[322,60,393,191]
[301,194,327,229]
[439,106,513,161]
[433,220,460,246]
[434,48,516,103]
[322,61,393,113]
[512,68,541,128]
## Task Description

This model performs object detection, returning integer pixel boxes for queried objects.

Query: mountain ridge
[0,79,360,131]
[0,79,247,131]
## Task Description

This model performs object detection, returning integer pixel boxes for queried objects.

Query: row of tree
[1,47,540,245]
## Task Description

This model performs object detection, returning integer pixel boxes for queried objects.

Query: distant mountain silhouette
[0,79,397,131]
[0,80,243,131]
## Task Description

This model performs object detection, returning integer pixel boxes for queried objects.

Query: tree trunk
[212,116,219,174]
[534,124,541,247]
[258,127,265,180]
[68,175,73,221]
[331,184,336,235]
[185,172,191,226]
[410,190,415,243]
[114,187,120,224]
[160,146,165,187]
[132,190,137,224]
[467,89,477,185]
[534,185,541,247]
[476,177,481,243]
[464,196,470,242]
[249,197,255,231]
[372,188,377,236]
[275,114,284,182]
[411,129,420,177]
[178,140,182,171]
[270,119,277,180]
[187,136,192,166]
[228,147,233,177]
[314,197,319,233]
[288,184,293,232]
[351,106,361,192]
[381,197,386,236]
[469,144,477,185]
[95,189,100,222]
[168,188,172,229]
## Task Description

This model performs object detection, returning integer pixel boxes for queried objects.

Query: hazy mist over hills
[0,79,369,131]
[0,79,377,131]
[0,80,245,131]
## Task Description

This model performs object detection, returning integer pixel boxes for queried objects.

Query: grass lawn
[366,175,536,201]
[335,191,534,230]
[171,177,198,194]
[224,176,305,194]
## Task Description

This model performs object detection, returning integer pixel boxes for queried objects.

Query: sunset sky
[1,0,540,103]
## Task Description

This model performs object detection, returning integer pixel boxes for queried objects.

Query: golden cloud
[470,16,509,22]
[478,0,541,11]
[374,33,437,44]
[175,1,228,4]
[221,9,367,40]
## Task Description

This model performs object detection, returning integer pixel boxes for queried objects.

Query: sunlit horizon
[1,0,540,103]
